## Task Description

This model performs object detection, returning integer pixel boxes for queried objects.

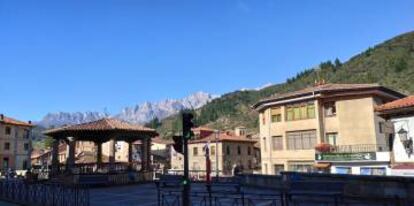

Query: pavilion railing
[0,179,89,206]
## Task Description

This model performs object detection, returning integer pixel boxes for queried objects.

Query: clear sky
[1,0,413,121]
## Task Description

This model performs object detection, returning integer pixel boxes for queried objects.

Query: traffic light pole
[182,134,190,206]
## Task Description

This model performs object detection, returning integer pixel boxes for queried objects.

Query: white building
[377,96,414,176]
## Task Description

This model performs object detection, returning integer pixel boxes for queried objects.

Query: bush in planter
[315,143,333,152]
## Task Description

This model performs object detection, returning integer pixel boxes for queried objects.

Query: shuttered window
[287,130,317,150]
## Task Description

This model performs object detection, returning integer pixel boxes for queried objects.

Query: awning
[313,162,331,169]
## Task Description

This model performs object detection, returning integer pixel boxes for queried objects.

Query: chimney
[0,114,3,121]
[28,120,32,124]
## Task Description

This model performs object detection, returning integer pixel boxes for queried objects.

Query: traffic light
[172,135,183,154]
[182,112,195,139]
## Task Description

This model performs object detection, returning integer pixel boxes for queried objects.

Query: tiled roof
[44,118,157,136]
[376,96,414,112]
[253,83,405,109]
[152,136,173,145]
[189,131,257,144]
[192,126,215,132]
[0,114,33,127]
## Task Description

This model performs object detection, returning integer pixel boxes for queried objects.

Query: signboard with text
[315,152,376,161]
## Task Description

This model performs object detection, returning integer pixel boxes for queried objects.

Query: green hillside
[156,31,414,136]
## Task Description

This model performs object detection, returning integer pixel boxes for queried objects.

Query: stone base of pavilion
[52,171,153,186]
[43,118,158,186]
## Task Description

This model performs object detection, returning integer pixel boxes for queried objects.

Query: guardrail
[0,180,89,206]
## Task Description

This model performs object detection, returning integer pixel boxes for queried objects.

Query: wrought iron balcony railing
[327,144,390,153]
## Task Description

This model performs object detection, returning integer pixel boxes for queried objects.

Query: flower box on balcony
[315,143,333,153]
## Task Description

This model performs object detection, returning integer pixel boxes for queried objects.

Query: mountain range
[36,31,414,139]
[37,91,215,128]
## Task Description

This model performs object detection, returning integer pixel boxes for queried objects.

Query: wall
[0,123,31,170]
[259,95,389,175]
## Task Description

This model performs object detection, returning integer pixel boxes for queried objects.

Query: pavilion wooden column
[109,138,116,171]
[140,137,151,171]
[66,138,76,173]
[146,138,152,171]
[140,139,146,171]
[128,141,133,170]
[51,138,60,175]
[95,141,103,169]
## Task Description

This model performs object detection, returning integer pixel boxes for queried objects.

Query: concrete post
[51,139,60,175]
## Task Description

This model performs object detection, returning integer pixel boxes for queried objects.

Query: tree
[145,117,161,129]
[334,58,342,68]
[43,136,54,148]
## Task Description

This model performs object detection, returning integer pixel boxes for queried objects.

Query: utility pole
[182,112,194,206]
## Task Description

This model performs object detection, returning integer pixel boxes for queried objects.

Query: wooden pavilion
[43,118,158,185]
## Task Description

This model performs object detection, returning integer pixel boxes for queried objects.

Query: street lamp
[398,128,413,157]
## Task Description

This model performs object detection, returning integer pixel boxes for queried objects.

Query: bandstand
[43,118,157,185]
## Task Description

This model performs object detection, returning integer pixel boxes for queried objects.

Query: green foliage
[157,31,414,136]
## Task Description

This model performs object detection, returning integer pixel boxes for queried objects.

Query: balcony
[315,143,390,153]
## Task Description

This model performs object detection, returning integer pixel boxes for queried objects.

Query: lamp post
[398,128,413,156]
[215,130,219,180]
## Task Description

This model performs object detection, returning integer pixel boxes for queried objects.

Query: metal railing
[157,185,407,206]
[0,180,89,206]
[328,144,390,153]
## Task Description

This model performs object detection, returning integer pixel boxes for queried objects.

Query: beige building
[0,114,34,172]
[170,127,257,177]
[253,83,405,175]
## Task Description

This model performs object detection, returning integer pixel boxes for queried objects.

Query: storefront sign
[315,152,376,161]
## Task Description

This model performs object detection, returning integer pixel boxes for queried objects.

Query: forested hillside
[156,31,414,136]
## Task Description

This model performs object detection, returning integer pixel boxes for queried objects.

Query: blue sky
[1,0,413,121]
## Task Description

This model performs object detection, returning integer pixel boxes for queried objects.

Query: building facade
[170,127,257,177]
[0,114,33,172]
[253,83,405,175]
[377,96,414,176]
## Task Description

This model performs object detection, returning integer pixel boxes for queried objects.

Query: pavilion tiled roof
[0,114,33,127]
[376,96,414,112]
[253,83,405,109]
[43,118,157,136]
[189,131,257,144]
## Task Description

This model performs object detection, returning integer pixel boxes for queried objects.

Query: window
[193,147,198,156]
[23,160,28,170]
[287,130,317,150]
[324,102,336,117]
[24,129,30,139]
[247,146,251,155]
[379,122,384,133]
[360,167,386,176]
[3,158,9,169]
[248,160,253,169]
[286,107,294,121]
[237,146,241,155]
[271,107,282,122]
[24,143,29,151]
[286,102,315,121]
[326,133,338,146]
[263,137,267,152]
[210,146,216,156]
[336,167,351,174]
[273,164,284,175]
[260,112,266,125]
[226,145,230,155]
[4,142,10,150]
[5,127,11,135]
[288,163,313,172]
[272,136,283,150]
